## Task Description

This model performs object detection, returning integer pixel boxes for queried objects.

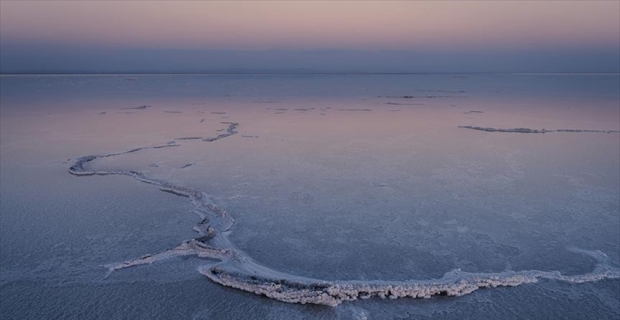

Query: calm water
[1,74,619,319]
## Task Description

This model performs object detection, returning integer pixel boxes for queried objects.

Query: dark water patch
[176,137,203,140]
[381,95,463,99]
[385,102,424,106]
[253,100,281,104]
[211,112,226,115]
[164,111,182,114]
[415,90,466,93]
[121,105,150,110]
[337,109,372,112]
[463,111,484,114]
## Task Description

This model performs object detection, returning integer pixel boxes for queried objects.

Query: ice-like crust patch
[69,122,620,307]
[459,126,620,134]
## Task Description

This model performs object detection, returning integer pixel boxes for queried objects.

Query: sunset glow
[2,1,618,50]
[1,1,619,319]
[1,1,618,73]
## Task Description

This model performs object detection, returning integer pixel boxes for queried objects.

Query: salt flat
[1,74,618,319]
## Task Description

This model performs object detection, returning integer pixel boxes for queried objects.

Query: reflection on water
[1,74,619,318]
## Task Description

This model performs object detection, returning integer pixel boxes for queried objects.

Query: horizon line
[2,72,620,76]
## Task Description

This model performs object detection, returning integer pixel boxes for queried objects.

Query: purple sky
[1,1,618,73]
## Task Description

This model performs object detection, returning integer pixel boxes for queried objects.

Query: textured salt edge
[198,248,619,307]
[459,126,620,134]
[70,122,620,306]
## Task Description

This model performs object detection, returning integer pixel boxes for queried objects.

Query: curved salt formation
[202,122,238,142]
[200,252,619,307]
[70,122,620,306]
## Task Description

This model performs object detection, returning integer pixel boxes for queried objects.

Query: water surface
[1,74,619,319]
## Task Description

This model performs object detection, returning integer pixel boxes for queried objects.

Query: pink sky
[1,1,618,51]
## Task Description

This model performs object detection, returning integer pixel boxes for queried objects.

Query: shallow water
[1,74,618,319]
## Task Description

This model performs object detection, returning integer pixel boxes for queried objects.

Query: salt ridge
[69,122,620,306]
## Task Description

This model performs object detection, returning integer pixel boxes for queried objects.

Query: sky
[1,1,619,73]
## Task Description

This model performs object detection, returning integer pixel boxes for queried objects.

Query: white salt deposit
[70,122,620,306]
